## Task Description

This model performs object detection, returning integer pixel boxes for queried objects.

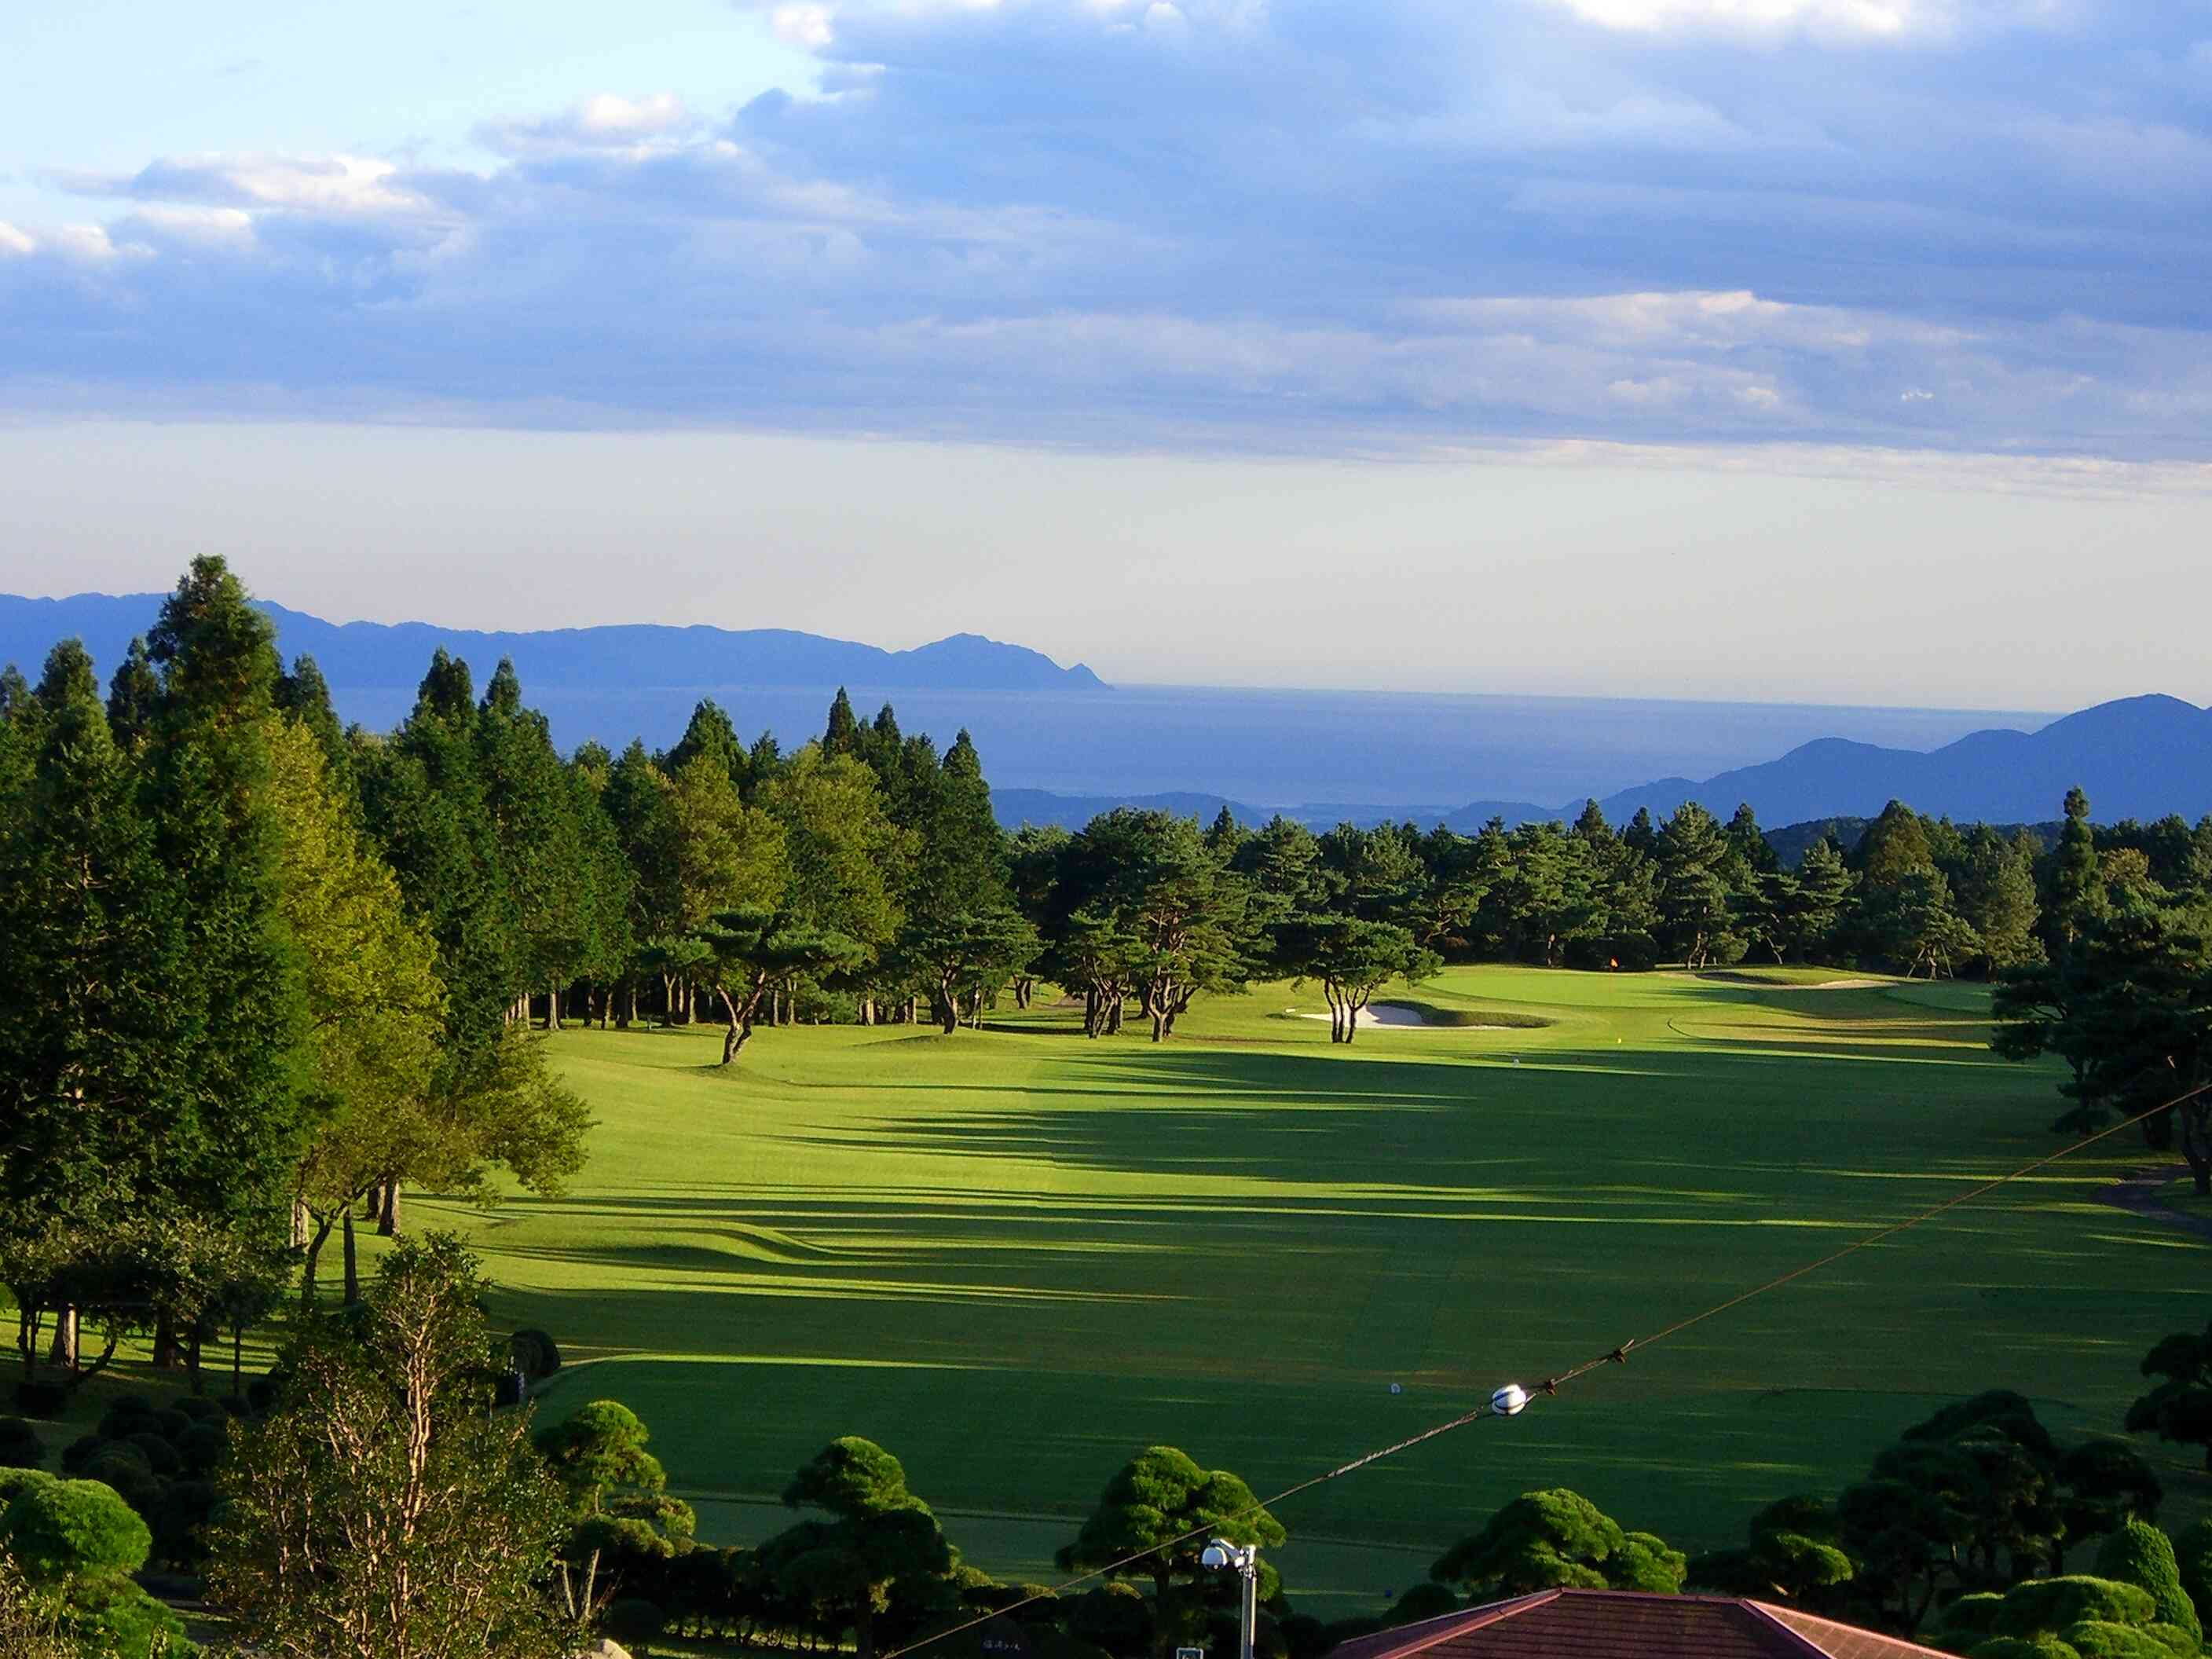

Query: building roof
[1325,1589,1957,1659]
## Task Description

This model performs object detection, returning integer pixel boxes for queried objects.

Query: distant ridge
[0,593,1108,695]
[1574,694,2211,826]
[998,695,2212,833]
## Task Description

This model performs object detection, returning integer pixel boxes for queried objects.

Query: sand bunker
[1292,1002,1518,1030]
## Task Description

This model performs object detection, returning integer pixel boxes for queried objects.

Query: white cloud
[0,222,35,257]
[480,95,698,157]
[773,4,838,46]
[1541,0,2056,35]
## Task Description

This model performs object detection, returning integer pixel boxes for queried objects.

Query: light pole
[1200,1539,1259,1659]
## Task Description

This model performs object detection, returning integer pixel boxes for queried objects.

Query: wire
[883,1079,2212,1659]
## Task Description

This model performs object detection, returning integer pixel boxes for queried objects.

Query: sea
[335,682,2053,814]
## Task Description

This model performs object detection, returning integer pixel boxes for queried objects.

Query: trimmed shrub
[2060,1622,2188,1659]
[79,1450,163,1518]
[1944,1594,2009,1639]
[171,1395,225,1426]
[1995,1580,2158,1637]
[511,1328,563,1381]
[123,1433,181,1478]
[0,1467,59,1507]
[1386,1584,1461,1626]
[0,1417,42,1469]
[2177,1522,2212,1635]
[1971,1640,2083,1659]
[58,1435,107,1474]
[149,1408,192,1444]
[175,1423,228,1475]
[152,1478,218,1570]
[12,1379,65,1417]
[2096,1522,2202,1646]
[0,1478,153,1580]
[1068,1584,1154,1656]
[96,1397,156,1441]
[603,1597,667,1643]
[56,1571,191,1659]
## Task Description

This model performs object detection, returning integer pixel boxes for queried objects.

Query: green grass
[346,966,2204,1621]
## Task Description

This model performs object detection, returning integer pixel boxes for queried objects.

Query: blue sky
[3,1,2210,701]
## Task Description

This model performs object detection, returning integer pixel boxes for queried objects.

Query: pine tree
[1657,803,1739,968]
[2048,786,2104,949]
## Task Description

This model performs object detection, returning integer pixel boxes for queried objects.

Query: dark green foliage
[1068,1584,1155,1655]
[1431,1488,1685,1598]
[511,1328,563,1380]
[123,1432,180,1478]
[537,1398,668,1518]
[2127,1320,2212,1470]
[1968,1638,2082,1659]
[2173,1522,2212,1639]
[1991,1578,2157,1636]
[759,1435,960,1659]
[2058,1623,2188,1659]
[2093,1522,2199,1645]
[1383,1582,1459,1625]
[0,1475,152,1579]
[603,1596,668,1643]
[0,1416,39,1468]
[0,1467,58,1507]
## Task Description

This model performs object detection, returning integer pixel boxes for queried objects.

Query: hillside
[0,593,1108,695]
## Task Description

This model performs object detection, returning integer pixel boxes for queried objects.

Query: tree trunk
[47,1306,77,1371]
[152,1310,180,1370]
[232,1320,244,1398]
[379,1179,401,1236]
[302,1214,335,1309]
[187,1325,204,1395]
[548,974,563,1031]
[1107,997,1123,1035]
[342,1209,360,1305]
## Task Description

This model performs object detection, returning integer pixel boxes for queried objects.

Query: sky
[3,1,2210,705]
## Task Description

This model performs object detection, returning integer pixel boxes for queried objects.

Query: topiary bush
[603,1596,667,1643]
[1943,1593,2009,1640]
[2058,1622,2189,1659]
[0,1478,153,1580]
[12,1379,66,1417]
[54,1569,192,1659]
[123,1433,181,1478]
[96,1397,156,1441]
[1994,1579,2159,1638]
[1971,1639,2084,1659]
[172,1395,225,1427]
[511,1328,563,1382]
[0,1467,59,1508]
[149,1408,192,1443]
[2095,1521,2202,1646]
[175,1423,228,1476]
[0,1416,42,1469]
[58,1434,107,1475]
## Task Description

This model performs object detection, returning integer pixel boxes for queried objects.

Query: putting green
[388,965,2207,1620]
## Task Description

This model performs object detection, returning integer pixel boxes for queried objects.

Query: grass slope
[383,967,2203,1618]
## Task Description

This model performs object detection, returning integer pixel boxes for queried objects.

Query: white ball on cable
[1490,1383,1529,1418]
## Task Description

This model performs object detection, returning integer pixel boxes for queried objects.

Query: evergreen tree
[1657,803,1739,968]
[1956,827,2044,971]
[103,637,159,756]
[2047,786,2104,950]
[140,558,312,1353]
[665,698,748,789]
[0,641,181,1386]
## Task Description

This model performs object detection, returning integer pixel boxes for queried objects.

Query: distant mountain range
[5,594,2199,833]
[0,593,1106,695]
[997,695,2212,833]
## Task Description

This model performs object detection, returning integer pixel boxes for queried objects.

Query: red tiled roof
[1326,1590,1957,1659]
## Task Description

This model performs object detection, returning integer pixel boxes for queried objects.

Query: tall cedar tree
[0,642,184,1382]
[140,558,313,1342]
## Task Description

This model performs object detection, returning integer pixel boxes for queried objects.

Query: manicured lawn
[367,967,2205,1621]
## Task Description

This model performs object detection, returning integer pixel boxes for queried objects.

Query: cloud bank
[4,0,2210,456]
